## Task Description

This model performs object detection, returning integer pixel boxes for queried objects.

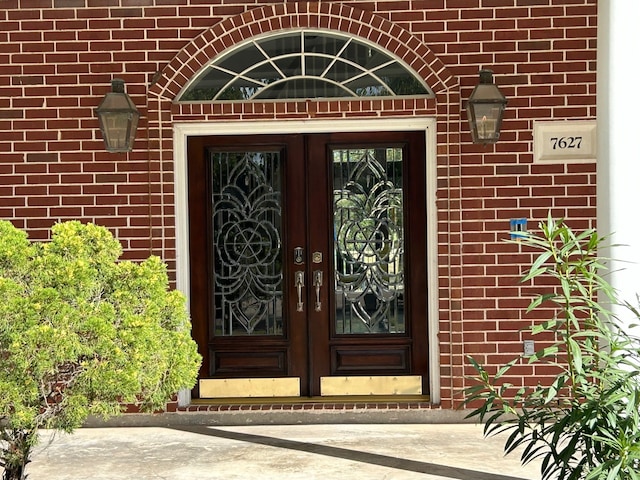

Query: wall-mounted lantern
[466,69,507,144]
[95,79,140,153]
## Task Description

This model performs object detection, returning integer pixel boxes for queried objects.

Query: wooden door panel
[213,349,288,376]
[307,131,428,396]
[331,345,411,374]
[187,134,309,392]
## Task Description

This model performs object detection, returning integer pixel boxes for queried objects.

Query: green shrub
[0,221,201,480]
[463,215,640,480]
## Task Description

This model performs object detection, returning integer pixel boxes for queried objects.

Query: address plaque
[533,120,597,163]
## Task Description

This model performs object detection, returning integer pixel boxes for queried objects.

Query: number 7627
[550,136,582,149]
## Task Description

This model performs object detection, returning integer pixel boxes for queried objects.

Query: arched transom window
[178,30,433,101]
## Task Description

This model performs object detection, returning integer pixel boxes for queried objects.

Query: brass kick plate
[199,378,301,398]
[320,375,422,396]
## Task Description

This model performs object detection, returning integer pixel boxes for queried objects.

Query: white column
[597,1,640,324]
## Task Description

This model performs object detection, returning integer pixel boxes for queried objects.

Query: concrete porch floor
[27,423,542,480]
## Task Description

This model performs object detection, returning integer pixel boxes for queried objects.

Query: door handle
[313,270,323,312]
[295,271,305,312]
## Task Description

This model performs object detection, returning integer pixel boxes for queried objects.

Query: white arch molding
[173,117,440,406]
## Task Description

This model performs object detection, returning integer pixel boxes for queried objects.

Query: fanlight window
[179,31,432,101]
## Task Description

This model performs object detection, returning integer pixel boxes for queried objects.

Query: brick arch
[150,1,457,100]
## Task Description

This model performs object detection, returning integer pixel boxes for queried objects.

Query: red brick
[54,0,84,6]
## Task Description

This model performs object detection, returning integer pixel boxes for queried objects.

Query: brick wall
[0,0,597,408]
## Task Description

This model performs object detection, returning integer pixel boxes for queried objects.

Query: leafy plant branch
[0,220,202,480]
[463,215,640,480]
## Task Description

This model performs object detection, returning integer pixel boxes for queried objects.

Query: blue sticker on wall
[510,218,527,240]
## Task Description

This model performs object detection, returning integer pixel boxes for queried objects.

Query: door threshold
[190,395,431,406]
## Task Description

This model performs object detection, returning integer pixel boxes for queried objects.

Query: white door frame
[172,117,441,405]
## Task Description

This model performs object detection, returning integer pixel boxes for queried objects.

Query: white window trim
[173,117,440,406]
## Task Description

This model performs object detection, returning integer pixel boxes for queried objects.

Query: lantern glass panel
[99,111,139,152]
[468,103,504,142]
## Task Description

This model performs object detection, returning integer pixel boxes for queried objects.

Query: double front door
[187,131,428,398]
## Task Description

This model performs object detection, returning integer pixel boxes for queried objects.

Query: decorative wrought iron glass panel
[210,150,283,336]
[179,31,432,101]
[332,147,405,334]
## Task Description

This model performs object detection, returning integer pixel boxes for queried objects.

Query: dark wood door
[187,131,428,398]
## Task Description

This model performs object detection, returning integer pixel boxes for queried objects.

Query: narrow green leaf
[522,251,553,282]
[528,345,559,363]
[495,359,517,379]
[605,462,621,480]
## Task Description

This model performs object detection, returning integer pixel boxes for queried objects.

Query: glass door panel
[332,147,405,335]
[210,151,283,336]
